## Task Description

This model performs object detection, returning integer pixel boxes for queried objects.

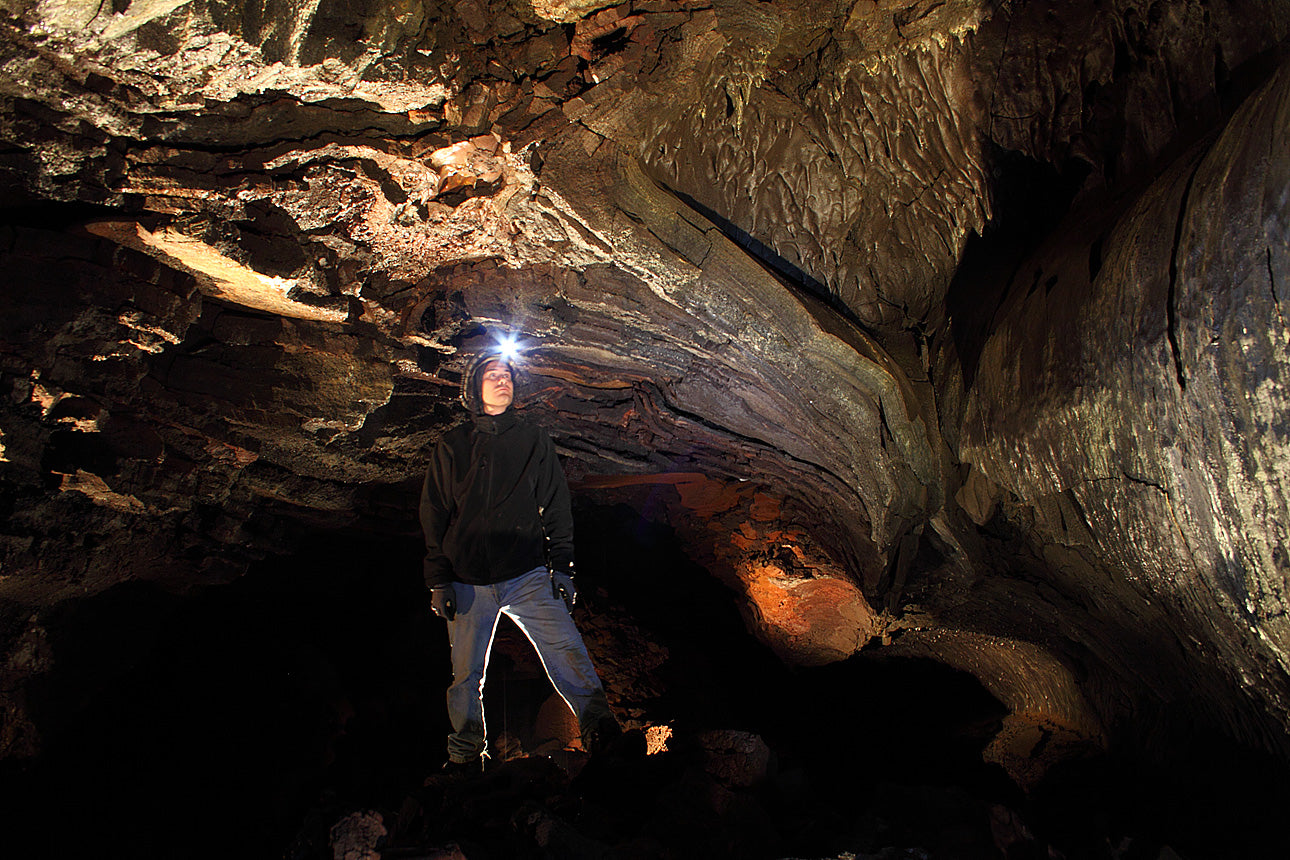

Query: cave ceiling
[4,0,1290,777]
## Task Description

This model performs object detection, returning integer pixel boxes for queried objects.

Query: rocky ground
[4,526,1281,859]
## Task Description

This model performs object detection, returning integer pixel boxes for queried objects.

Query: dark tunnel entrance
[2,501,1286,858]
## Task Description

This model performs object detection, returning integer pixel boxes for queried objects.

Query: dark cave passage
[1,502,1284,859]
[0,535,442,857]
[0,507,999,859]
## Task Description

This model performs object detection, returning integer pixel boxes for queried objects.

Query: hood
[460,350,520,415]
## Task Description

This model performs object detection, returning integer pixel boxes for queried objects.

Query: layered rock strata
[1,0,1289,791]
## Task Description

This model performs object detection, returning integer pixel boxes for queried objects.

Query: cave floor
[2,534,1286,859]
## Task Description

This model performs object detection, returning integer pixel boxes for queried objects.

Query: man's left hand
[551,570,577,610]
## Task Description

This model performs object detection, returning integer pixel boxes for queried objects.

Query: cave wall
[2,0,1290,791]
[950,60,1290,752]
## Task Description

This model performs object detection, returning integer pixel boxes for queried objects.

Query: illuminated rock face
[2,0,1290,801]
[954,66,1290,756]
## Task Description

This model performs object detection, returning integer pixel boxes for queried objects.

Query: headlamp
[496,332,521,364]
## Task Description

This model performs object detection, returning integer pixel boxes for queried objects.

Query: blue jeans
[444,565,612,763]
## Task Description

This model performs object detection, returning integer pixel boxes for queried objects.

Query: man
[419,345,618,773]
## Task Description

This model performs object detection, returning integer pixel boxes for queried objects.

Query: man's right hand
[430,586,456,621]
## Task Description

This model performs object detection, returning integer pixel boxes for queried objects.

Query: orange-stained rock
[750,492,780,521]
[738,567,878,666]
[674,475,744,517]
[580,473,878,666]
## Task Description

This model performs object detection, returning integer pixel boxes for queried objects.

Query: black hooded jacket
[419,355,575,589]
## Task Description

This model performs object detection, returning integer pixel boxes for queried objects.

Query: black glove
[430,585,456,621]
[550,569,577,610]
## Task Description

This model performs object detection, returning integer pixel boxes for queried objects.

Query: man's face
[479,360,513,415]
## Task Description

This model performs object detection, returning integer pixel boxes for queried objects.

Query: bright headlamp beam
[496,332,520,363]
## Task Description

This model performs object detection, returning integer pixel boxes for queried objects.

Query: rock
[697,729,771,788]
[958,60,1290,752]
[329,810,386,860]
